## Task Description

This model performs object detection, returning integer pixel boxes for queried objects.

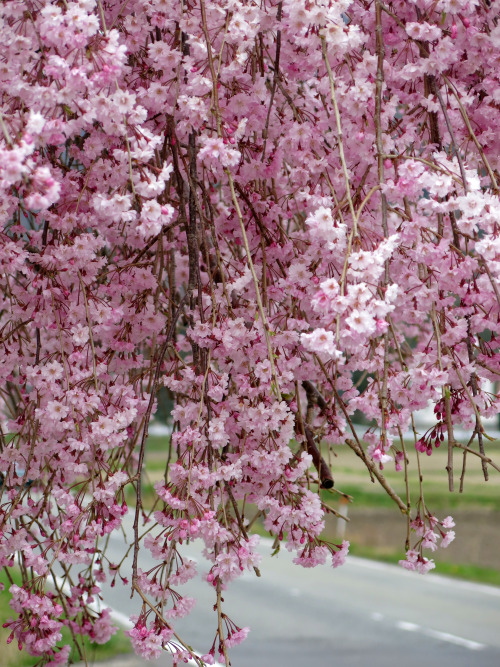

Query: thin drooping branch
[452,442,500,475]
[345,438,407,514]
[131,292,189,588]
[261,1,282,160]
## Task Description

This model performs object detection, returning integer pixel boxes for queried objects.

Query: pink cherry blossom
[1,1,499,663]
[301,329,341,358]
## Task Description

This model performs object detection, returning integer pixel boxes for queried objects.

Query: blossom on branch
[0,0,499,663]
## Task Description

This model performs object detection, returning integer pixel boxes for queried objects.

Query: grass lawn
[321,439,500,512]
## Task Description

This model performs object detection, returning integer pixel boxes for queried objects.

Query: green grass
[321,483,500,512]
[143,458,169,473]
[0,568,131,666]
[320,439,500,512]
[144,435,172,453]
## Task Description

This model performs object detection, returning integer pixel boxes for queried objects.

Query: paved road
[93,519,500,667]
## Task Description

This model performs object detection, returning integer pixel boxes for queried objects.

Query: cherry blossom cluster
[126,614,174,661]
[1,0,500,664]
[400,515,456,574]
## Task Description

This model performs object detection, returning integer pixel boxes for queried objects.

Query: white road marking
[424,628,485,651]
[397,621,418,632]
[396,620,485,651]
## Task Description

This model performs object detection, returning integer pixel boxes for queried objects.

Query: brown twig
[131,293,189,589]
[300,380,335,488]
[225,483,261,576]
[304,426,334,489]
[261,2,282,160]
[302,380,329,412]
[453,441,500,475]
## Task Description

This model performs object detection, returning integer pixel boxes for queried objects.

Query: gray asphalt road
[94,520,500,667]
